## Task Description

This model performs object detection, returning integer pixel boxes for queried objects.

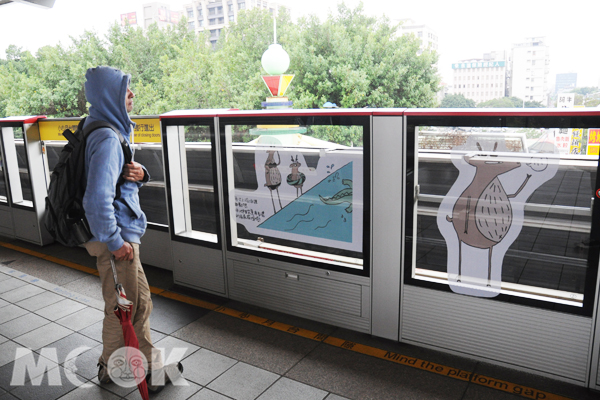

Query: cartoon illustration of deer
[446,142,531,286]
[264,149,283,214]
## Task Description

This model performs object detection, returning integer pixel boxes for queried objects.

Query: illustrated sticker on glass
[415,126,594,306]
[438,138,558,297]
[230,123,364,269]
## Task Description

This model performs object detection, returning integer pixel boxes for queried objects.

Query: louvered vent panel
[229,261,370,332]
[402,286,592,382]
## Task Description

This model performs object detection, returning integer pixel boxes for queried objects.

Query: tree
[208,8,293,110]
[106,19,197,114]
[440,94,475,108]
[571,88,600,107]
[524,100,544,108]
[476,97,544,108]
[0,2,442,116]
[155,32,214,113]
[0,30,108,117]
[571,86,599,96]
[477,97,515,108]
[287,3,439,109]
[506,96,525,107]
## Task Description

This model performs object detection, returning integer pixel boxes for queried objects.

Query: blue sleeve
[83,134,125,252]
[137,165,150,188]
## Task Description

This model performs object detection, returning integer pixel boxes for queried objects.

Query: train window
[223,118,366,272]
[164,122,219,243]
[135,143,168,226]
[2,127,33,208]
[411,125,597,309]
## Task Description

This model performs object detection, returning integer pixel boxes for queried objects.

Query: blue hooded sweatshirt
[83,66,148,252]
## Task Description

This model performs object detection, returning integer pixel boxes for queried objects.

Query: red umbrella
[111,256,150,400]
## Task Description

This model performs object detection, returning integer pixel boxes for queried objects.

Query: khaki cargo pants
[85,241,163,370]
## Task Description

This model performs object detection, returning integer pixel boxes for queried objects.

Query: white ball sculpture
[261,44,290,75]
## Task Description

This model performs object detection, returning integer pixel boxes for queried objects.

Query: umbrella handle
[110,255,133,310]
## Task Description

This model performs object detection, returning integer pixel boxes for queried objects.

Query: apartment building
[510,37,550,105]
[555,72,577,94]
[398,18,438,54]
[184,0,285,46]
[143,2,182,29]
[452,51,507,103]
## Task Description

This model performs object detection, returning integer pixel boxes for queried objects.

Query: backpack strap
[62,128,79,145]
[62,118,87,146]
[83,119,133,199]
[83,120,133,164]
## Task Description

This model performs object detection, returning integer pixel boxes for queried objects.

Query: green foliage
[571,88,600,107]
[0,31,108,117]
[586,98,600,107]
[476,97,516,108]
[202,8,292,110]
[477,96,544,108]
[439,94,475,108]
[0,2,440,121]
[184,125,212,142]
[517,128,544,139]
[571,86,599,96]
[308,125,363,147]
[475,96,543,108]
[288,3,439,108]
[524,100,544,108]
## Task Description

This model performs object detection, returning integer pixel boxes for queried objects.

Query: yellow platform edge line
[0,241,574,400]
[0,242,99,276]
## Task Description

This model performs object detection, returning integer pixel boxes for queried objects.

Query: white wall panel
[371,115,403,340]
[172,240,225,295]
[140,229,173,270]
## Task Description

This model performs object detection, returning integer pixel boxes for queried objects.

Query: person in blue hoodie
[82,66,181,391]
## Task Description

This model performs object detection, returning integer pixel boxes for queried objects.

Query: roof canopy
[0,0,55,9]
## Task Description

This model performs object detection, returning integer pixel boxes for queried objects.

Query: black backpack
[44,117,132,247]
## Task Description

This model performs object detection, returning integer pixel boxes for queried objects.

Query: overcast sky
[1,0,599,88]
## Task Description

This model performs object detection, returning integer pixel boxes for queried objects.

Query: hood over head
[85,66,135,137]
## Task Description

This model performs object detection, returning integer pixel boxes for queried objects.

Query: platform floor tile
[35,298,87,321]
[207,362,279,400]
[286,343,469,400]
[13,322,73,351]
[0,284,45,303]
[54,382,121,400]
[153,335,200,362]
[172,311,320,375]
[15,290,63,312]
[188,388,234,400]
[9,365,80,400]
[257,377,328,400]
[149,293,211,335]
[0,313,50,339]
[55,308,104,332]
[179,348,237,386]
[0,305,29,325]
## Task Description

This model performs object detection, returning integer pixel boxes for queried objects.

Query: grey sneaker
[146,362,184,393]
[97,362,112,384]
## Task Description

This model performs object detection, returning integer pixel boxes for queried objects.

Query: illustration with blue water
[234,146,363,253]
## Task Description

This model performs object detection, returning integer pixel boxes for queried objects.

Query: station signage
[587,128,600,156]
[39,118,161,143]
[557,94,575,108]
